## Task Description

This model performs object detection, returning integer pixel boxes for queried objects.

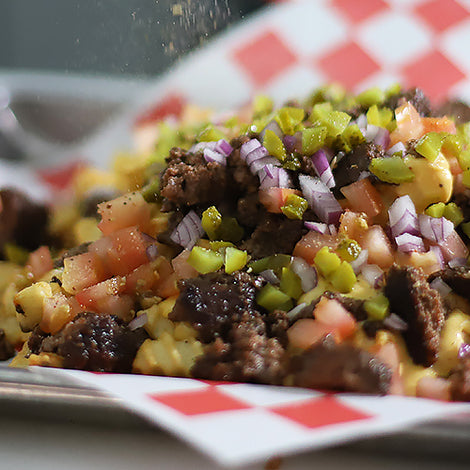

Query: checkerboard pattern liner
[10,0,470,465]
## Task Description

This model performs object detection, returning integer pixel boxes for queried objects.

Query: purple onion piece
[459,343,470,359]
[395,232,426,253]
[361,264,384,288]
[259,120,283,141]
[189,141,217,153]
[428,245,445,269]
[304,221,328,234]
[299,174,342,225]
[355,114,367,131]
[419,214,453,243]
[259,269,280,285]
[286,302,308,320]
[215,139,233,157]
[383,313,408,332]
[146,244,159,261]
[246,145,269,166]
[387,141,406,157]
[258,165,292,189]
[204,148,227,165]
[128,313,148,331]
[250,156,281,174]
[448,257,468,268]
[388,195,419,238]
[311,149,335,189]
[240,139,261,160]
[291,257,318,292]
[429,277,452,297]
[350,249,368,274]
[170,210,204,249]
[283,134,297,153]
[372,126,390,149]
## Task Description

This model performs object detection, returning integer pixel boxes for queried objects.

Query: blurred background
[0,0,265,77]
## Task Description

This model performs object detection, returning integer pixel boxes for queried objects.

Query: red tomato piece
[439,230,469,262]
[61,252,107,294]
[154,257,179,298]
[293,230,338,265]
[373,342,404,395]
[421,116,456,135]
[340,178,383,219]
[171,249,199,280]
[360,225,394,269]
[97,192,151,236]
[124,261,160,295]
[389,102,424,146]
[258,188,302,213]
[287,318,336,350]
[27,246,53,279]
[313,297,356,340]
[416,376,451,401]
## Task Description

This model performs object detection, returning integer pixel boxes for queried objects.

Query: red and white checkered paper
[12,0,470,465]
[37,368,470,466]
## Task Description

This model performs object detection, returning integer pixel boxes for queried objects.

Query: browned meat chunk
[289,337,391,395]
[0,188,49,256]
[384,87,432,117]
[428,266,470,301]
[0,329,14,360]
[169,272,264,343]
[191,314,286,385]
[40,312,147,372]
[449,357,470,401]
[435,100,470,124]
[160,147,228,210]
[384,266,445,366]
[332,142,384,194]
[242,213,304,259]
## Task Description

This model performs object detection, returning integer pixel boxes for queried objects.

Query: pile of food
[1,84,470,401]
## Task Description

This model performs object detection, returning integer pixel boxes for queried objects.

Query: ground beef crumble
[384,87,432,117]
[38,312,147,372]
[384,266,445,366]
[289,336,391,395]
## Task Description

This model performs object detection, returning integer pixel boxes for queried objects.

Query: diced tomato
[340,178,383,219]
[97,192,151,236]
[416,376,451,401]
[360,225,394,269]
[61,252,107,294]
[313,297,357,340]
[40,293,75,334]
[172,249,198,280]
[75,276,134,320]
[287,319,336,350]
[124,262,160,295]
[389,102,424,146]
[446,156,463,175]
[438,230,469,262]
[373,342,404,395]
[338,210,369,241]
[293,231,338,265]
[154,257,179,298]
[27,246,53,279]
[90,226,151,277]
[258,188,302,213]
[421,116,457,135]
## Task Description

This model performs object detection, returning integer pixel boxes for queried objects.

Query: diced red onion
[383,313,408,332]
[311,149,335,189]
[358,171,370,180]
[299,174,342,225]
[240,139,262,160]
[387,141,406,157]
[170,210,204,250]
[286,302,308,320]
[304,221,328,234]
[250,156,281,174]
[328,224,338,236]
[259,120,283,141]
[355,114,367,131]
[361,264,384,288]
[215,139,233,157]
[364,125,390,149]
[459,343,470,359]
[128,313,148,331]
[428,245,445,270]
[190,141,217,153]
[146,244,159,261]
[258,164,292,189]
[291,257,318,292]
[259,269,280,285]
[350,249,368,274]
[204,148,227,166]
[395,232,426,253]
[246,145,269,166]
[388,195,419,238]
[419,214,453,243]
[429,277,452,297]
[448,257,468,268]
[283,134,297,153]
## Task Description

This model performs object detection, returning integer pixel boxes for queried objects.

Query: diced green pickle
[188,247,224,274]
[281,194,308,220]
[197,126,224,142]
[256,284,293,312]
[141,177,160,202]
[201,206,222,240]
[462,169,470,188]
[366,105,393,128]
[425,202,445,218]
[462,222,470,238]
[302,126,327,155]
[442,134,462,158]
[263,129,287,162]
[209,241,235,252]
[253,94,274,117]
[364,294,389,321]
[369,156,415,184]
[217,217,244,243]
[275,107,305,135]
[279,267,303,300]
[314,246,341,279]
[443,202,463,226]
[336,239,362,262]
[249,254,292,275]
[357,87,385,107]
[414,132,446,162]
[330,261,356,293]
[224,247,248,274]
